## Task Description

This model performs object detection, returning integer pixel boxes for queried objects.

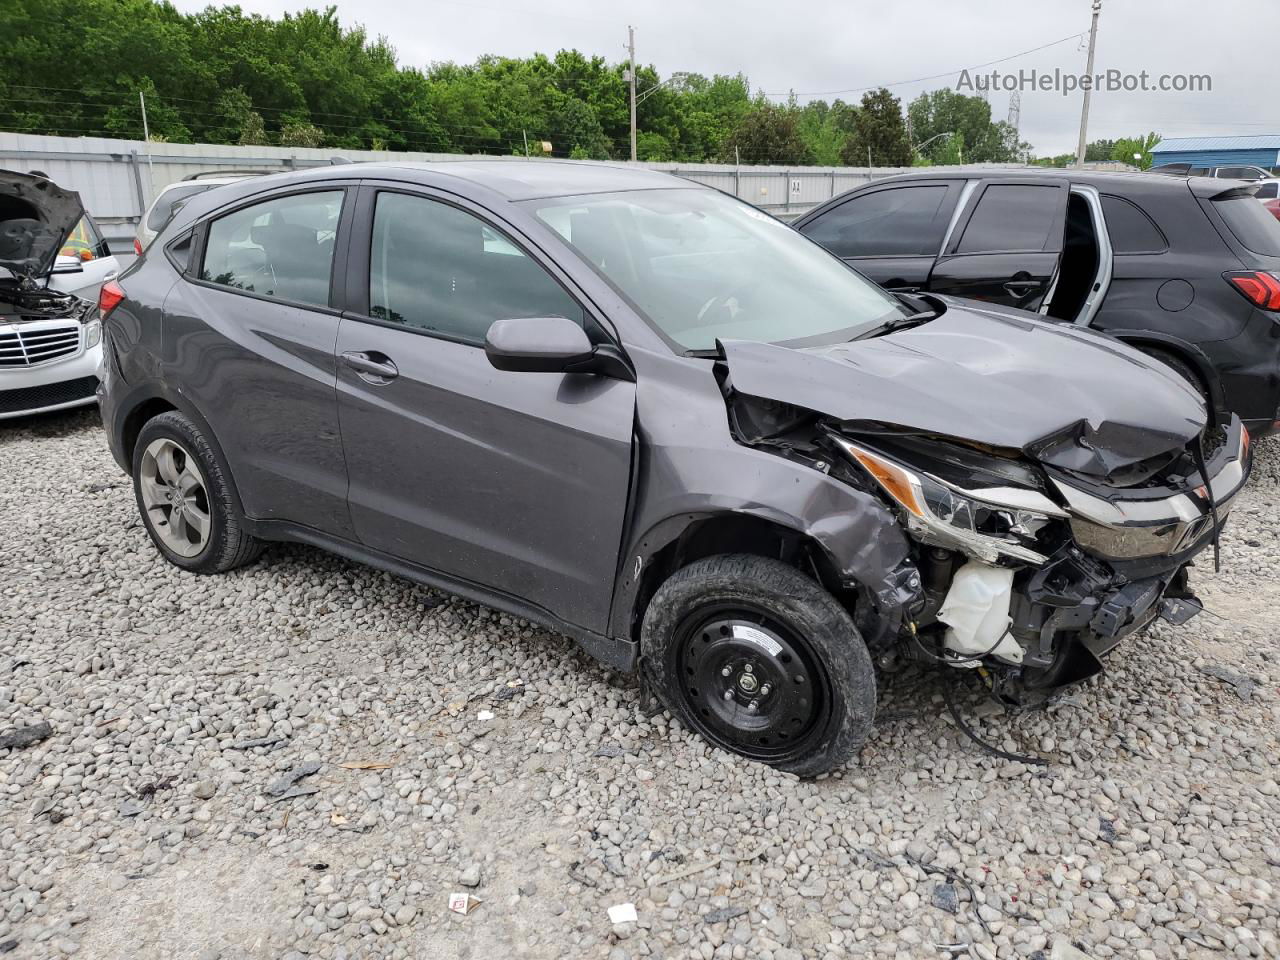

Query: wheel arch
[111,383,248,519]
[610,504,912,648]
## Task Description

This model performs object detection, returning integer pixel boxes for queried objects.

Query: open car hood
[718,298,1206,482]
[0,170,84,280]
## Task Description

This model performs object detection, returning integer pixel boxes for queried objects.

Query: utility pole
[139,90,154,200]
[1075,0,1102,168]
[627,25,637,162]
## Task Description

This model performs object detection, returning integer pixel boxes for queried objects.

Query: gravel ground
[1,408,1278,960]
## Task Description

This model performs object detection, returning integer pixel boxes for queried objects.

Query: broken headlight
[833,438,1065,565]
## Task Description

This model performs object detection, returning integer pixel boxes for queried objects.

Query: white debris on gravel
[1,408,1278,960]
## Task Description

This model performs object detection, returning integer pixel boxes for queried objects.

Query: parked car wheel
[131,411,263,573]
[641,554,875,776]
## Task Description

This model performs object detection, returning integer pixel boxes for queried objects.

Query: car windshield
[531,188,906,352]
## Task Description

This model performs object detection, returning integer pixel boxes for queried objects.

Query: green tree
[718,102,814,165]
[1111,133,1162,170]
[842,88,911,167]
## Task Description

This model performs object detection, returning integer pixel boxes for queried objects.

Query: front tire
[641,554,875,777]
[131,411,263,574]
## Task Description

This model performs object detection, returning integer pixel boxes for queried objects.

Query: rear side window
[801,185,951,257]
[957,185,1061,254]
[1254,182,1279,200]
[1214,197,1280,256]
[199,191,343,307]
[148,184,213,232]
[1101,196,1168,254]
[368,192,585,343]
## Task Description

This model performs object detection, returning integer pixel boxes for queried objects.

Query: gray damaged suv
[100,161,1252,775]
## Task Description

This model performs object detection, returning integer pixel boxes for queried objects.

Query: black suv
[795,171,1280,435]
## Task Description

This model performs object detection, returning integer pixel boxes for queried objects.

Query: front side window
[368,192,585,342]
[532,188,903,352]
[801,185,951,258]
[199,191,343,308]
[957,185,1062,254]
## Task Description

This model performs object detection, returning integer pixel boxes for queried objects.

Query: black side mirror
[484,317,632,380]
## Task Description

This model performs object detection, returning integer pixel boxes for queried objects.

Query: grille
[0,322,82,367]
[0,376,99,415]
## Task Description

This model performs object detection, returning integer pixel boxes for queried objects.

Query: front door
[928,180,1068,310]
[796,180,961,292]
[334,186,636,633]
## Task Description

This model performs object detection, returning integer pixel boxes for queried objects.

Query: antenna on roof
[329,156,353,165]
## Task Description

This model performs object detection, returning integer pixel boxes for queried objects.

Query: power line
[762,32,1084,98]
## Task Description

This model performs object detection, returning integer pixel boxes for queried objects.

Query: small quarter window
[1100,196,1168,254]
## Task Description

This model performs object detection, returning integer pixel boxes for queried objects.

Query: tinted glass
[1101,196,1168,254]
[148,183,214,231]
[801,186,950,258]
[1188,167,1210,177]
[1254,182,1279,200]
[957,185,1061,254]
[1214,197,1280,256]
[369,192,584,342]
[533,188,904,352]
[200,191,343,307]
[1216,167,1254,180]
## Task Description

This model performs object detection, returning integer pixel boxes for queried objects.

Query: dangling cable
[1191,440,1220,573]
[940,670,1049,766]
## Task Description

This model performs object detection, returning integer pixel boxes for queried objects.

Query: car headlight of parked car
[84,318,101,349]
[832,438,1064,565]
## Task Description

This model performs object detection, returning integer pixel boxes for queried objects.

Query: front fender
[607,442,915,640]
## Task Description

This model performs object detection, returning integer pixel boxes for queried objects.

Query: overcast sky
[170,0,1276,156]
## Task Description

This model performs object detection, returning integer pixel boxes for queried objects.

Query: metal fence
[0,132,1029,246]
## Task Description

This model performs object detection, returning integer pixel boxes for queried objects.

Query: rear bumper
[0,343,102,419]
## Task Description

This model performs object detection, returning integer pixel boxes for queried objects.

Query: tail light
[99,280,125,316]
[1225,271,1280,310]
[133,237,143,256]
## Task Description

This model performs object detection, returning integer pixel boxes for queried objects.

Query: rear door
[165,185,355,536]
[928,179,1069,309]
[796,180,960,290]
[333,184,637,634]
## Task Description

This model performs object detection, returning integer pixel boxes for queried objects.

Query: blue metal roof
[1152,135,1280,153]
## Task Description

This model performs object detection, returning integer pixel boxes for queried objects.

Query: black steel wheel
[641,554,875,776]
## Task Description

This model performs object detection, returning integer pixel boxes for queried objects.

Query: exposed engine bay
[718,366,1252,708]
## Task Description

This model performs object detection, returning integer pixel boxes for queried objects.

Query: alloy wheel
[138,437,212,558]
[672,602,832,762]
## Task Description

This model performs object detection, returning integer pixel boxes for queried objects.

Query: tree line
[0,0,1150,168]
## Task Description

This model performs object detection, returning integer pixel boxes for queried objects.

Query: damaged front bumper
[902,419,1252,700]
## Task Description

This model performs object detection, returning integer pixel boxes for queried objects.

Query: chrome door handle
[341,350,398,382]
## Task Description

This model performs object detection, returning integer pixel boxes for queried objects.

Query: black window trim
[341,180,623,351]
[943,178,1070,258]
[186,182,358,317]
[1099,193,1170,256]
[798,179,963,261]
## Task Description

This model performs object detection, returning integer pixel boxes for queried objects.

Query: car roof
[867,168,1204,191]
[232,159,692,201]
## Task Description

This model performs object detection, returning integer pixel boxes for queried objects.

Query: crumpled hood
[719,298,1206,480]
[0,170,84,280]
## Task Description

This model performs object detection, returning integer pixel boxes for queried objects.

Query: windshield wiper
[854,309,938,340]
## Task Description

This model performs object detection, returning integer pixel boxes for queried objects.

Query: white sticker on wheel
[732,624,782,657]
